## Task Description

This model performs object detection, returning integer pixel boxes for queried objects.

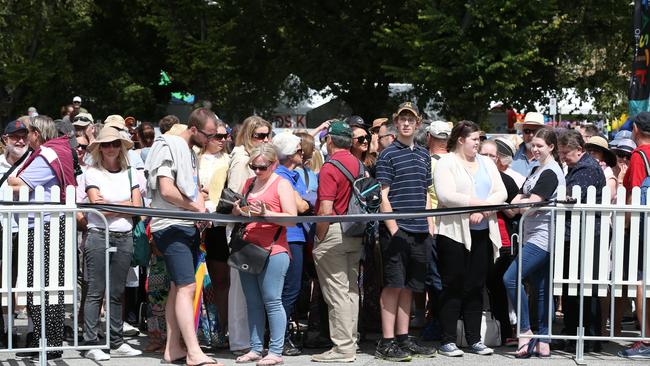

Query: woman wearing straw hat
[81,127,143,360]
[585,136,618,203]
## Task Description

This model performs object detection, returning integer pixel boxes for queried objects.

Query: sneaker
[112,343,142,357]
[469,342,494,355]
[283,337,302,356]
[375,339,412,362]
[84,348,111,361]
[618,341,650,359]
[304,334,333,349]
[122,322,140,337]
[311,349,356,363]
[439,343,464,357]
[397,336,436,358]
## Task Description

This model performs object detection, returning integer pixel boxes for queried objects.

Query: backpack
[327,159,382,237]
[638,150,650,205]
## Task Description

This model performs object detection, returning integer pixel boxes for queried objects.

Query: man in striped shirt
[374,102,436,361]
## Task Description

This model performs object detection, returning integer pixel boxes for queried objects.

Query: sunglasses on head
[252,132,270,140]
[354,135,370,144]
[249,163,271,171]
[100,140,122,148]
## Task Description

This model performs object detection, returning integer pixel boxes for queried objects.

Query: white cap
[272,132,301,160]
[426,120,452,139]
[73,96,82,103]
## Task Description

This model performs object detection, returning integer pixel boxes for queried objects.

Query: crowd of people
[0,98,648,364]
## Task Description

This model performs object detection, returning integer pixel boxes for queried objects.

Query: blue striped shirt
[376,140,432,233]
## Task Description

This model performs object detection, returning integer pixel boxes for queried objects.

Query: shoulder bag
[128,167,151,267]
[227,178,283,274]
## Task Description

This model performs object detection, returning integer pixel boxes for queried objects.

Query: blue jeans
[503,243,552,341]
[240,252,290,355]
[282,242,304,323]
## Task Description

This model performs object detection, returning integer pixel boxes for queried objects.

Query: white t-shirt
[85,166,139,232]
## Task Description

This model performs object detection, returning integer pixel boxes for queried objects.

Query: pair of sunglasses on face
[100,140,122,148]
[354,135,370,144]
[249,163,271,171]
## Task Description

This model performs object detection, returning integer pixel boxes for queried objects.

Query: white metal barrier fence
[0,185,110,366]
[517,185,650,364]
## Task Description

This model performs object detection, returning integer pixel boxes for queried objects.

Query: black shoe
[304,334,333,349]
[16,351,37,358]
[375,339,412,362]
[283,337,302,356]
[398,336,436,358]
[24,332,34,348]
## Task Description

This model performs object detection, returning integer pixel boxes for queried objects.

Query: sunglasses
[73,116,92,123]
[77,144,88,150]
[249,163,271,171]
[354,135,370,144]
[197,129,217,140]
[523,128,538,135]
[252,132,270,140]
[379,133,394,140]
[100,140,122,148]
[213,133,229,141]
[369,127,380,135]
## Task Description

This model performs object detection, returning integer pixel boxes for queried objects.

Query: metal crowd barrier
[517,185,650,364]
[0,185,110,366]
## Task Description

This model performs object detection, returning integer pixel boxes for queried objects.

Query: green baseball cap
[327,120,352,138]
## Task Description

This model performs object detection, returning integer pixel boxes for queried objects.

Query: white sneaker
[122,322,140,337]
[112,343,142,357]
[84,348,111,361]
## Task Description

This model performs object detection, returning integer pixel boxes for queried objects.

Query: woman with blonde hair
[227,115,272,354]
[231,143,297,365]
[198,119,231,347]
[81,127,143,360]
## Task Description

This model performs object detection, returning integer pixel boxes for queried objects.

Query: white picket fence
[551,185,650,299]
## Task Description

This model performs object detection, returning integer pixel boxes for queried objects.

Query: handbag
[216,187,243,214]
[227,178,283,274]
[456,311,502,347]
[128,167,150,267]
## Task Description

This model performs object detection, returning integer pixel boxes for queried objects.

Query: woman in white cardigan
[434,121,507,357]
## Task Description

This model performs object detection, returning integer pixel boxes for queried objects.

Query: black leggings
[437,230,492,345]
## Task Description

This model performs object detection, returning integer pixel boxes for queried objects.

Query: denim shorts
[152,225,198,286]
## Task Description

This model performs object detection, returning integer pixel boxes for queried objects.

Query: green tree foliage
[0,0,635,124]
[377,0,631,122]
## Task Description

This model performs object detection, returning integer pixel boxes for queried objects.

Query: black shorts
[204,226,229,262]
[379,225,432,292]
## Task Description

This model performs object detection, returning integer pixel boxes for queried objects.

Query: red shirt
[623,144,650,191]
[316,150,361,215]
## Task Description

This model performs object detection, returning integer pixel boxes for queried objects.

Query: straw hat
[585,136,616,167]
[87,125,133,153]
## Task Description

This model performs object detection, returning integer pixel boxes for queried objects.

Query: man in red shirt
[311,121,363,363]
[620,111,650,359]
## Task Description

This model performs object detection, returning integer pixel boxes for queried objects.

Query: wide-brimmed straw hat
[88,125,133,153]
[585,136,616,167]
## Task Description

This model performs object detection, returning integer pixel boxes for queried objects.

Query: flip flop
[161,357,186,365]
[186,360,224,366]
[514,339,538,359]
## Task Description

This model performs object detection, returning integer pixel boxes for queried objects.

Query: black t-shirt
[500,171,519,203]
[518,166,559,200]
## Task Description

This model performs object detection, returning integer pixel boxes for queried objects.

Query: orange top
[242,175,289,256]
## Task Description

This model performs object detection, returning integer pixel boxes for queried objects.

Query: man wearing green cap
[311,120,364,363]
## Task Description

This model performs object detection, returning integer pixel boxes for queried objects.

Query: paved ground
[0,332,644,365]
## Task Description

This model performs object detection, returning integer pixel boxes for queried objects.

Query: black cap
[634,112,650,133]
[345,115,365,128]
[4,120,28,135]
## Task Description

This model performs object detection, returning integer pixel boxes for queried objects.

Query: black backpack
[327,159,381,237]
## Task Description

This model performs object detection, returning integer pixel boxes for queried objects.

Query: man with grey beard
[511,112,545,177]
[0,120,31,185]
[0,119,31,347]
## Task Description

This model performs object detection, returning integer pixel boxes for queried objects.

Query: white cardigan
[434,152,507,259]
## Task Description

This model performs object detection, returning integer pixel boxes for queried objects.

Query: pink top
[242,175,289,256]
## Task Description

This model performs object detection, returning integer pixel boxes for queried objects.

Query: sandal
[535,341,551,358]
[255,354,283,366]
[514,339,538,359]
[236,351,263,364]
